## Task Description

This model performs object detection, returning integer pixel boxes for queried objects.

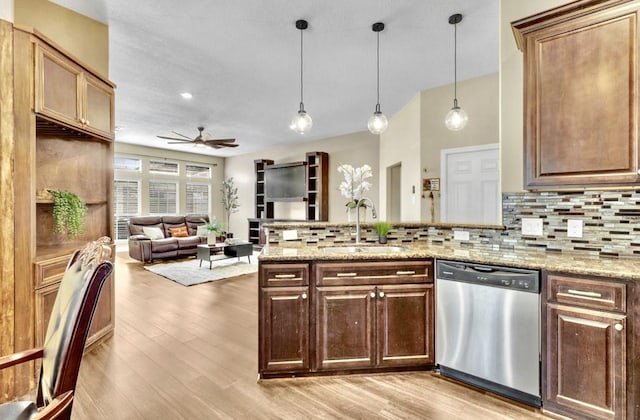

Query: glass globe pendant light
[290,19,312,134]
[368,22,388,135]
[445,13,468,131]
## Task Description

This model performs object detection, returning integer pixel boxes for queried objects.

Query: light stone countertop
[258,242,640,281]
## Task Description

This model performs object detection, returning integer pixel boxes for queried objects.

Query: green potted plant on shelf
[201,218,223,245]
[222,177,239,239]
[47,189,87,238]
[373,221,393,244]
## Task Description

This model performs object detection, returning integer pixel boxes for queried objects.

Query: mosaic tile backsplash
[266,190,640,258]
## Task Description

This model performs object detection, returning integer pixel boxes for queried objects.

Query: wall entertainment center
[249,151,328,245]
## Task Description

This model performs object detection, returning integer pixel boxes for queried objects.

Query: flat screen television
[265,162,306,201]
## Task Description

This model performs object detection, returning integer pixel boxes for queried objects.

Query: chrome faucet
[355,197,377,244]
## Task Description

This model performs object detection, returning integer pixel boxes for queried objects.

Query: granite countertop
[262,221,505,230]
[259,243,640,281]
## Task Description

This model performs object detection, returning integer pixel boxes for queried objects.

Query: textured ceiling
[54,0,499,157]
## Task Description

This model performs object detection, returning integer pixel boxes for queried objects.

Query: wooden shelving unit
[305,152,329,221]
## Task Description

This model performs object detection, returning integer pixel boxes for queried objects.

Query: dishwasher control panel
[436,260,540,293]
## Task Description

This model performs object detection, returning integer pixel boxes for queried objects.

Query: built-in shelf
[36,199,108,205]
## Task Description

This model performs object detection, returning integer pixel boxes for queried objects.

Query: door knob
[301,293,307,300]
[614,323,623,331]
[370,292,376,298]
[379,291,385,298]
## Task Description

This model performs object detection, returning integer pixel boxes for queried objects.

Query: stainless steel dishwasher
[435,260,541,407]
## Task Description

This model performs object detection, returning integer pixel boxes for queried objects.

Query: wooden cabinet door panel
[376,284,433,367]
[545,304,626,419]
[84,75,114,139]
[260,286,309,373]
[514,3,640,189]
[35,44,82,127]
[315,285,376,370]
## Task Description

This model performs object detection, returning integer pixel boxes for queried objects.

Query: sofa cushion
[142,226,165,240]
[169,225,189,237]
[176,236,200,249]
[161,216,187,238]
[149,237,178,253]
[185,214,209,236]
[128,216,163,236]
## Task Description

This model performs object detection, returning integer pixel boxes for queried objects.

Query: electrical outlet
[453,230,470,241]
[521,218,543,236]
[567,219,583,238]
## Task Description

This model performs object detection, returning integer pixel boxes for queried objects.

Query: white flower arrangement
[337,163,373,208]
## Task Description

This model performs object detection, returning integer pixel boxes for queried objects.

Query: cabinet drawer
[34,254,71,289]
[316,260,432,286]
[546,273,626,312]
[260,263,309,287]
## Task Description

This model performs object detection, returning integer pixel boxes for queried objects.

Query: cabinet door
[260,286,309,373]
[545,304,626,419]
[35,43,82,128]
[315,285,376,371]
[376,284,433,368]
[83,74,114,139]
[514,3,640,189]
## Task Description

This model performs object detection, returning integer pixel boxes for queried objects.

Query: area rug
[144,254,258,286]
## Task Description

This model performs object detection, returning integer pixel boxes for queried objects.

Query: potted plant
[47,189,86,238]
[222,177,239,238]
[373,221,393,244]
[201,218,223,245]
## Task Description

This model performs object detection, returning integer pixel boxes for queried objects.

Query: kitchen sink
[320,246,409,254]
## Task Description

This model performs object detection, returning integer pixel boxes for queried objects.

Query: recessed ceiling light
[180,92,193,99]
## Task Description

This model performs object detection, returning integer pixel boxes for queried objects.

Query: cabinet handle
[301,293,308,300]
[370,292,376,298]
[396,270,415,275]
[337,272,358,277]
[274,274,296,279]
[615,323,623,332]
[379,291,385,298]
[567,289,602,298]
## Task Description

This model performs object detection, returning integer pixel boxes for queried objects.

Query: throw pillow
[142,226,164,240]
[169,226,189,238]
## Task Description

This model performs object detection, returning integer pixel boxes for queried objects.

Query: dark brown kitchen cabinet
[35,41,115,140]
[512,0,640,189]
[543,272,628,419]
[314,260,434,373]
[259,263,310,376]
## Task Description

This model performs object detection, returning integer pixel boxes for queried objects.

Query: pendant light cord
[376,29,380,110]
[299,27,304,111]
[453,21,458,106]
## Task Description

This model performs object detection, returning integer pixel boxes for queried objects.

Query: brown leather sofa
[127,215,209,262]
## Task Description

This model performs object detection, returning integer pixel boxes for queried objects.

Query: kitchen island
[258,238,640,419]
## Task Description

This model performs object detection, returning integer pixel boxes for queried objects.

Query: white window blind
[149,181,177,214]
[114,179,140,240]
[114,157,141,172]
[186,164,211,178]
[150,160,178,175]
[186,183,209,214]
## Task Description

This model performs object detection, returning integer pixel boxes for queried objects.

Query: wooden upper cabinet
[513,0,640,189]
[34,41,115,140]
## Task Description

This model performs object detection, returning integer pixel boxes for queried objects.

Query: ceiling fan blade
[167,141,192,144]
[157,135,192,142]
[171,131,194,140]
[204,138,236,144]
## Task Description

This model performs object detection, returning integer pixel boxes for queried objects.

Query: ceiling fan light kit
[445,13,468,131]
[290,19,313,134]
[368,22,388,135]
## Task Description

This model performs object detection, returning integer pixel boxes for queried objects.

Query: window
[114,179,140,240]
[186,183,209,214]
[150,160,178,175]
[114,157,141,172]
[149,181,177,214]
[186,164,211,178]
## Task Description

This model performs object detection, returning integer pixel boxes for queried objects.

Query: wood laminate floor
[72,252,550,419]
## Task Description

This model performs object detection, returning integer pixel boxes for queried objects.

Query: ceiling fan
[157,126,238,149]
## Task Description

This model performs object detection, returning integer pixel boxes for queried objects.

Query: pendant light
[290,19,312,134]
[445,13,468,131]
[368,22,388,135]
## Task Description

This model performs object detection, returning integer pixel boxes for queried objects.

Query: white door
[440,144,500,224]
